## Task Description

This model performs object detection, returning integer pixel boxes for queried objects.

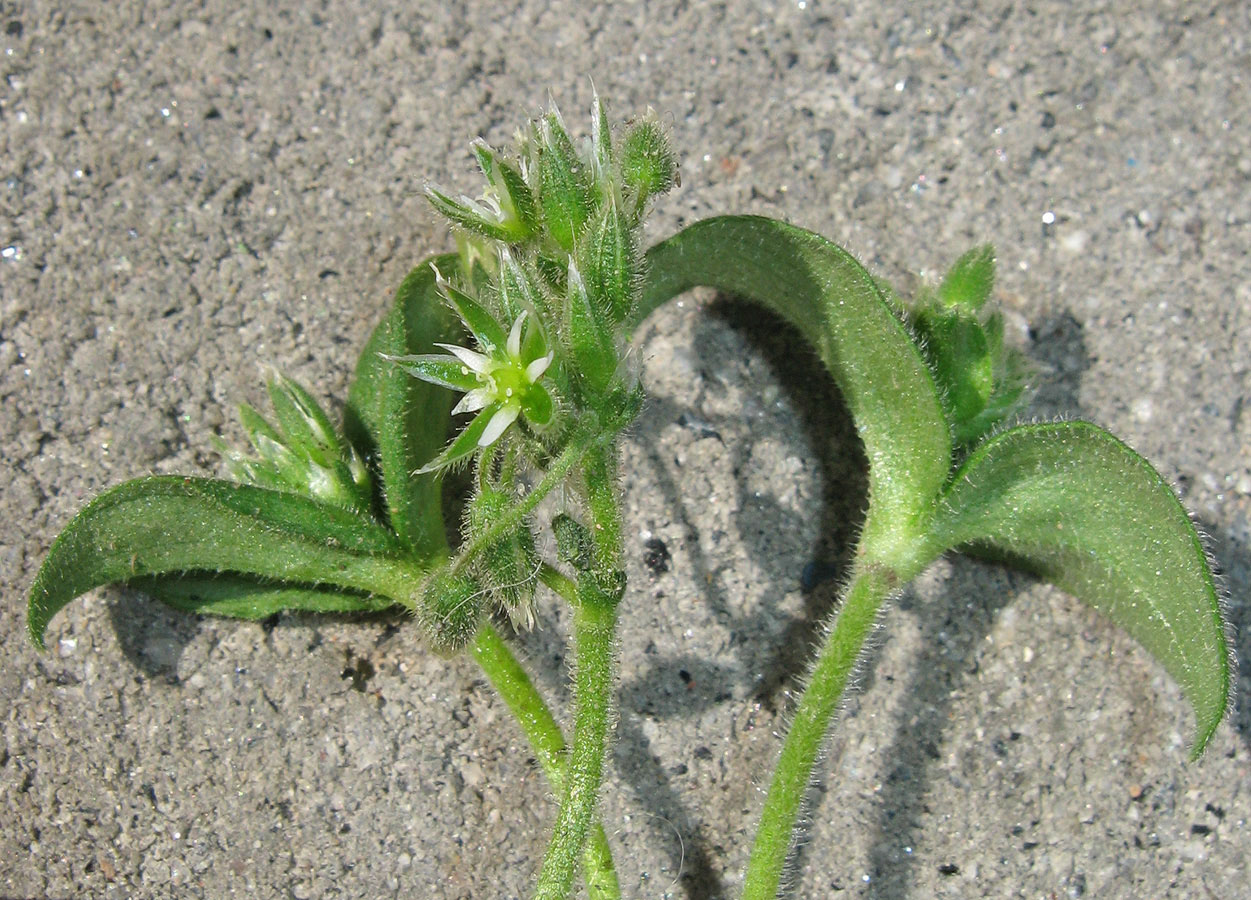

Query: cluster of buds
[399,96,679,468]
[400,97,679,650]
[906,245,1031,447]
[215,375,373,513]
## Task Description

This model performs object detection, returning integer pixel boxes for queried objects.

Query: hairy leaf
[133,573,395,618]
[926,422,1229,756]
[344,256,460,559]
[640,215,950,567]
[28,477,425,648]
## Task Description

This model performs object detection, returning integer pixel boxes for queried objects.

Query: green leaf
[639,215,950,569]
[926,422,1229,756]
[133,573,395,618]
[28,477,425,649]
[344,256,461,560]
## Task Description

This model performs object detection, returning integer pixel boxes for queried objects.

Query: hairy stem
[533,444,624,900]
[471,624,620,900]
[741,561,899,900]
[453,422,600,578]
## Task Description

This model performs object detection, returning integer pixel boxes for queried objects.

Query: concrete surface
[3,2,1250,898]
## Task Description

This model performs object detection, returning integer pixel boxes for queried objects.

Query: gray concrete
[4,2,1250,898]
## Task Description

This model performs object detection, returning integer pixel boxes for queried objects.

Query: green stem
[533,594,619,900]
[539,563,578,606]
[471,624,620,900]
[533,444,624,900]
[741,560,899,900]
[453,422,600,578]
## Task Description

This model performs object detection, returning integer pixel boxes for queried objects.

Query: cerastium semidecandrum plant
[28,99,1230,900]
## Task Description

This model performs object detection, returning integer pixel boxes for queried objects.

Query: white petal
[524,352,554,382]
[507,310,528,359]
[435,343,492,375]
[451,388,492,416]
[478,404,520,447]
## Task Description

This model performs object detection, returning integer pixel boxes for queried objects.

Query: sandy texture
[3,2,1250,898]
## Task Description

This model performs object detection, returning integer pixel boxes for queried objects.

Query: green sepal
[426,187,521,244]
[938,244,995,313]
[27,477,424,649]
[521,382,555,427]
[344,256,461,559]
[440,279,509,352]
[913,305,995,435]
[472,140,539,239]
[133,573,396,618]
[553,513,594,572]
[238,402,283,448]
[565,261,618,396]
[926,421,1230,757]
[384,354,482,392]
[265,375,341,467]
[581,200,636,325]
[467,488,539,615]
[590,92,616,198]
[416,404,497,475]
[537,112,593,252]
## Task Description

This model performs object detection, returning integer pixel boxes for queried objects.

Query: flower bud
[580,200,637,325]
[467,487,539,624]
[418,569,486,656]
[621,116,678,208]
[537,111,593,252]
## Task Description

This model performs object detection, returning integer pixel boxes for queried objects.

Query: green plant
[27,99,1229,900]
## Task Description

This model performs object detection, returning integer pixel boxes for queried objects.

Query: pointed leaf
[640,216,950,566]
[344,256,461,560]
[927,422,1229,756]
[28,477,425,649]
[134,573,395,618]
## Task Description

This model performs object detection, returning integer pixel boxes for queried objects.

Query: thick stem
[471,624,620,900]
[741,561,898,900]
